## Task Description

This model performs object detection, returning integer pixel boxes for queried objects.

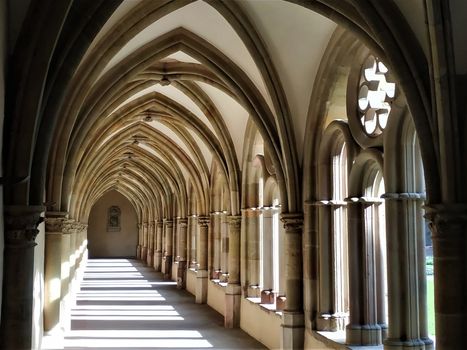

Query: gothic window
[107,206,121,232]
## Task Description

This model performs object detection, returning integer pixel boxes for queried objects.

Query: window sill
[210,279,228,288]
[245,297,282,317]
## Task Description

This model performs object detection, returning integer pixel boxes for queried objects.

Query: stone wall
[88,190,138,258]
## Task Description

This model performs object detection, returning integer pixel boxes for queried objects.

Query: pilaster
[154,220,163,271]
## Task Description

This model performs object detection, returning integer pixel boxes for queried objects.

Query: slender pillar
[147,222,154,266]
[425,204,467,349]
[187,216,193,267]
[141,222,148,262]
[262,207,273,290]
[225,215,241,328]
[136,223,142,259]
[154,220,163,271]
[281,213,305,350]
[0,205,44,350]
[196,216,210,303]
[44,215,66,334]
[177,218,188,289]
[60,220,73,332]
[384,193,433,349]
[244,208,260,296]
[346,198,382,345]
[163,220,174,279]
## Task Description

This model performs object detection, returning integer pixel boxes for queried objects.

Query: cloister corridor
[42,259,265,350]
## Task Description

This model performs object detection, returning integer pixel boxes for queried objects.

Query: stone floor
[43,258,266,350]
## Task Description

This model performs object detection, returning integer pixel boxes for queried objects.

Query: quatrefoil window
[358,56,396,137]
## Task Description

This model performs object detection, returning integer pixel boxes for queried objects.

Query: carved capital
[5,205,45,245]
[45,217,66,233]
[227,215,242,230]
[281,212,303,234]
[198,216,210,228]
[178,218,188,228]
[424,203,467,238]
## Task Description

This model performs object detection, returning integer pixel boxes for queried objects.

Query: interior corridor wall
[87,190,138,258]
[0,0,6,323]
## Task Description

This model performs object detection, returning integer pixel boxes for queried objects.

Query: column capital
[156,219,164,227]
[164,219,174,227]
[198,215,210,227]
[44,217,66,233]
[424,203,467,237]
[178,217,188,228]
[4,205,45,245]
[143,222,149,228]
[281,212,303,233]
[227,215,242,228]
[382,192,426,201]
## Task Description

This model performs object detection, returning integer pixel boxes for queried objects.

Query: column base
[384,337,434,350]
[282,311,305,350]
[177,260,187,289]
[195,270,208,304]
[225,283,241,328]
[346,323,382,345]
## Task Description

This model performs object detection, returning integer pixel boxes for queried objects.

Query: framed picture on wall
[107,206,121,232]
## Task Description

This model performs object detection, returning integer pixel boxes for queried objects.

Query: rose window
[358,56,396,136]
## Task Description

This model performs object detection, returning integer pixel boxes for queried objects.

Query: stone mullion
[163,219,174,279]
[384,193,433,349]
[154,220,163,271]
[313,200,334,331]
[147,222,154,266]
[196,216,209,303]
[346,198,382,345]
[225,215,242,328]
[142,222,149,262]
[244,208,260,296]
[0,206,44,349]
[186,216,193,267]
[281,212,305,350]
[177,218,188,289]
[137,223,142,259]
[425,204,467,349]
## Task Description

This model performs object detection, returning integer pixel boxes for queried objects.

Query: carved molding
[4,206,45,244]
[198,216,210,227]
[45,217,66,233]
[227,215,242,230]
[424,203,467,238]
[178,218,188,228]
[281,212,303,233]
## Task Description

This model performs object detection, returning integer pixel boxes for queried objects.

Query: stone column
[147,221,154,266]
[244,208,260,296]
[177,218,188,289]
[187,216,193,267]
[262,207,273,290]
[346,198,382,345]
[60,220,73,332]
[141,222,148,262]
[163,219,174,279]
[44,214,66,334]
[0,205,44,350]
[281,213,305,350]
[137,223,142,259]
[383,193,433,349]
[225,215,241,328]
[154,220,163,271]
[196,216,210,303]
[425,204,467,349]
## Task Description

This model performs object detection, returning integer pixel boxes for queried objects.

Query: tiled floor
[44,258,266,350]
